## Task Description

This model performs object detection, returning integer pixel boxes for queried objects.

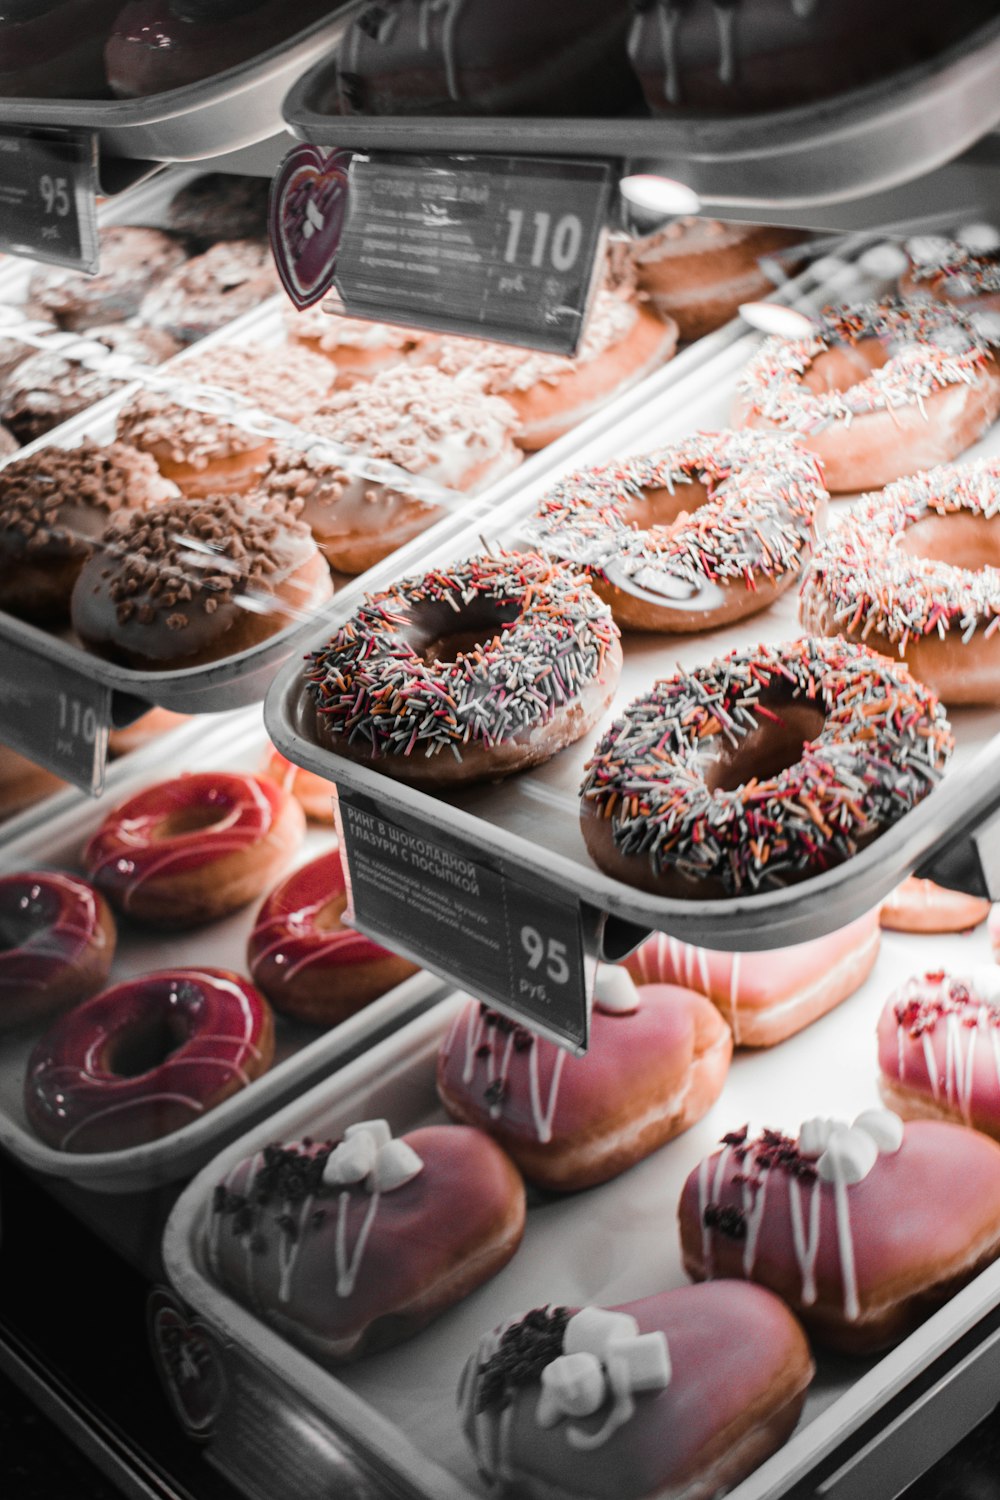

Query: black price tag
[0,635,109,794]
[0,127,98,270]
[334,152,612,356]
[336,789,590,1050]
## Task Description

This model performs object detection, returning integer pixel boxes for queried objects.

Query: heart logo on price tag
[148,1288,227,1443]
[269,145,351,310]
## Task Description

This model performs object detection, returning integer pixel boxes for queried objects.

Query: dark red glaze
[25,967,274,1153]
[0,871,115,1030]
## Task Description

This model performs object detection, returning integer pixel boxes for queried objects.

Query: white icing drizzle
[278,1191,315,1303]
[729,952,742,1044]
[740,1165,770,1277]
[416,0,465,102]
[334,1186,382,1296]
[713,3,738,86]
[787,1174,822,1305]
[832,1173,860,1322]
[657,3,682,104]
[443,1004,568,1143]
[891,975,1000,1124]
[697,1145,733,1274]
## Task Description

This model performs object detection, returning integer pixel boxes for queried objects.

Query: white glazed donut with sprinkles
[523,429,827,633]
[734,298,1000,493]
[580,637,953,899]
[800,456,1000,705]
[303,552,623,787]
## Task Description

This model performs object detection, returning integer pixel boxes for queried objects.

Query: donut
[206,1121,526,1363]
[284,303,436,386]
[263,368,521,574]
[247,849,418,1025]
[581,637,952,900]
[303,552,623,788]
[71,492,332,671]
[437,965,731,1191]
[108,707,189,757]
[0,872,115,1031]
[427,289,678,450]
[138,241,279,345]
[632,219,803,341]
[878,969,1000,1138]
[734,299,1000,493]
[0,745,66,819]
[83,771,305,928]
[115,345,337,498]
[625,908,881,1047]
[258,746,337,824]
[0,425,20,459]
[24,967,274,1152]
[27,226,187,330]
[0,0,121,99]
[879,877,990,934]
[899,231,1000,315]
[460,1285,812,1500]
[800,457,1000,704]
[679,1112,1000,1352]
[167,172,270,244]
[524,430,827,633]
[0,439,177,624]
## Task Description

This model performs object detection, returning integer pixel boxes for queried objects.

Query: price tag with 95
[504,879,589,1049]
[0,127,98,270]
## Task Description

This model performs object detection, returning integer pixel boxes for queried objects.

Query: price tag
[0,127,98,270]
[0,634,109,794]
[336,788,591,1050]
[333,151,612,355]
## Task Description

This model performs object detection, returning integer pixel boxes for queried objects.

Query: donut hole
[618,477,712,531]
[412,596,522,666]
[801,338,887,396]
[106,1012,189,1078]
[897,512,1000,572]
[157,802,233,839]
[707,700,827,794]
[0,885,56,949]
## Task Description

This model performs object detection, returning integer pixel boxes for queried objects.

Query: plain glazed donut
[525,430,827,633]
[0,872,115,1031]
[304,552,622,788]
[734,299,1000,493]
[878,970,1000,1137]
[437,966,731,1191]
[460,1285,813,1500]
[24,967,274,1152]
[679,1113,1000,1353]
[900,231,1000,315]
[800,457,1000,705]
[580,637,953,900]
[258,746,337,824]
[879,877,990,934]
[83,771,304,928]
[207,1122,526,1363]
[247,849,418,1025]
[626,909,880,1047]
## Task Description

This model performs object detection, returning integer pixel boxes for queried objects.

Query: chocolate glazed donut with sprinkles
[580,638,952,899]
[523,430,827,633]
[302,553,623,787]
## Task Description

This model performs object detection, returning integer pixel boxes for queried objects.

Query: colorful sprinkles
[580,637,952,895]
[905,235,1000,298]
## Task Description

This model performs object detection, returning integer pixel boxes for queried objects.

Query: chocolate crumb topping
[475,1306,570,1414]
[0,439,175,554]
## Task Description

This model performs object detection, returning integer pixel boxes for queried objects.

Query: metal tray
[266,245,1000,955]
[0,707,444,1193]
[163,912,1000,1500]
[282,17,1000,210]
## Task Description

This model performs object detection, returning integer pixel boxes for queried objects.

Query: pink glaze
[880,878,990,933]
[879,972,1000,1135]
[0,871,114,1029]
[25,967,273,1153]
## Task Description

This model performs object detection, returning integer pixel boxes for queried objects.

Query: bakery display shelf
[163,911,1000,1500]
[267,242,1000,957]
[0,707,446,1194]
[283,17,1000,210]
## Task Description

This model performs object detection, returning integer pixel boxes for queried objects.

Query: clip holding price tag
[0,126,98,271]
[0,632,109,794]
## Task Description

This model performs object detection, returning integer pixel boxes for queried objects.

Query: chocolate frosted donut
[28,226,187,330]
[138,240,279,344]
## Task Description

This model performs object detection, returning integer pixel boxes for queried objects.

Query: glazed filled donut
[25,967,274,1152]
[303,552,622,788]
[108,708,189,757]
[138,240,279,345]
[0,872,115,1031]
[680,1112,1000,1352]
[626,909,880,1047]
[800,457,1000,705]
[880,877,990,934]
[264,367,522,574]
[0,745,66,819]
[428,288,678,450]
[734,299,1000,493]
[899,231,1000,315]
[207,1121,526,1363]
[0,439,177,624]
[437,966,731,1191]
[83,771,304,928]
[460,1285,812,1500]
[524,430,827,633]
[27,226,187,330]
[71,492,332,671]
[258,746,337,824]
[248,849,418,1025]
[878,970,1000,1138]
[632,219,803,341]
[284,303,436,386]
[580,637,953,900]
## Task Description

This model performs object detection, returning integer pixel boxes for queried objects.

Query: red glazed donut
[0,872,115,1031]
[24,967,274,1152]
[83,772,304,928]
[248,850,418,1025]
[878,970,1000,1136]
[879,877,990,934]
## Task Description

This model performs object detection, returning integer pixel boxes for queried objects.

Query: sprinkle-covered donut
[800,457,1000,705]
[524,430,827,633]
[303,552,623,787]
[899,231,1000,315]
[0,872,115,1031]
[580,637,953,899]
[735,298,1000,492]
[24,967,274,1152]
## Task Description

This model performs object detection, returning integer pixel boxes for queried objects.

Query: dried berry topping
[703,1203,747,1240]
[475,1306,570,1414]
